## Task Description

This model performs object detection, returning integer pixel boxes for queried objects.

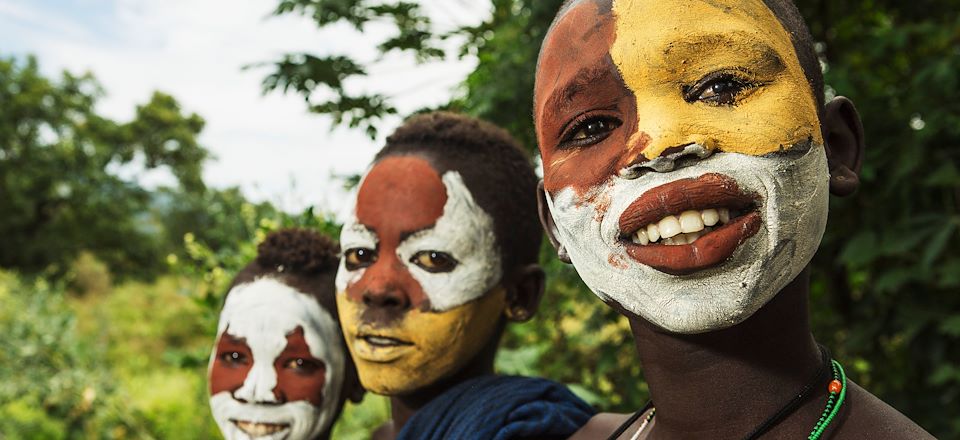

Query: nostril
[362,290,409,310]
[619,143,714,178]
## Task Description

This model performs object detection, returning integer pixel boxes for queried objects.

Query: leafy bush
[0,270,150,439]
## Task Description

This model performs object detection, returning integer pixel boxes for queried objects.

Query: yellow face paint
[609,0,822,159]
[336,288,506,395]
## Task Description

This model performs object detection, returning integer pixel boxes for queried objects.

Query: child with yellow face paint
[535,0,934,438]
[335,112,594,440]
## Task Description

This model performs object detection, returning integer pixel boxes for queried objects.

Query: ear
[822,96,865,197]
[537,180,571,263]
[503,264,545,323]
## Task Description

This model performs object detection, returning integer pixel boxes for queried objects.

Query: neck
[630,268,822,438]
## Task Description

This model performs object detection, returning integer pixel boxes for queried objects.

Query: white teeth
[658,215,682,239]
[236,421,287,437]
[365,336,404,346]
[633,229,650,245]
[679,210,704,233]
[702,208,719,227]
[647,224,661,242]
[628,208,736,247]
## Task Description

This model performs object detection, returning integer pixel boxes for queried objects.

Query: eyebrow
[223,333,247,344]
[544,65,613,116]
[399,225,437,244]
[663,32,786,76]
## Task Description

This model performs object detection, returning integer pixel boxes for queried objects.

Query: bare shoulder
[566,412,635,440]
[829,380,935,439]
[371,421,395,440]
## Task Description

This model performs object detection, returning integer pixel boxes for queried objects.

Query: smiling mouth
[618,173,761,275]
[232,420,289,438]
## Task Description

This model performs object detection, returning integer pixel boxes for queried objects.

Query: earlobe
[537,180,572,263]
[823,96,865,197]
[504,264,546,322]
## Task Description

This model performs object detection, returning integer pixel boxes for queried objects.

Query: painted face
[335,155,505,395]
[209,278,345,440]
[535,0,829,333]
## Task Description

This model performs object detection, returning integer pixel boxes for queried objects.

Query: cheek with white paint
[209,278,346,440]
[548,146,829,333]
[336,221,376,293]
[396,171,502,312]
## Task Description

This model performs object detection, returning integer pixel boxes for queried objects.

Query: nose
[233,363,282,404]
[362,286,410,311]
[618,143,715,179]
[349,254,414,312]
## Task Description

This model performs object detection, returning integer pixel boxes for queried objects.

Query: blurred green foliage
[266,0,959,437]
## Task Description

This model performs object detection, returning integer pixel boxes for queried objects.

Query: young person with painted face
[534,0,934,438]
[335,112,595,440]
[208,228,363,440]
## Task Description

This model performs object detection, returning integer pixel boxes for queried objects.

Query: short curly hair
[229,228,340,314]
[374,112,542,276]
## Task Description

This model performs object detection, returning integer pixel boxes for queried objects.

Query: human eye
[343,248,377,270]
[683,72,757,106]
[219,351,249,367]
[410,251,458,273]
[558,114,622,150]
[283,358,322,374]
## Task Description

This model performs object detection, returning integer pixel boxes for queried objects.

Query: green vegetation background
[2,0,958,438]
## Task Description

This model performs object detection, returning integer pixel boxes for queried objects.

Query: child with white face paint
[335,112,594,440]
[535,0,934,438]
[208,229,362,440]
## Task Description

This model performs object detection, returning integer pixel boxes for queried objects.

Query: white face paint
[209,278,345,440]
[336,171,502,311]
[547,146,829,333]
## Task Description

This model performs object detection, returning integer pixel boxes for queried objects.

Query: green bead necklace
[808,359,847,440]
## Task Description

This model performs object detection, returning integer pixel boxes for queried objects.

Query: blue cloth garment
[396,375,595,440]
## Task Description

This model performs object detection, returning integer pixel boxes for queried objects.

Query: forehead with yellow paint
[536,0,823,193]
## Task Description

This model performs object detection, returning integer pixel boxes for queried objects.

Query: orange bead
[828,380,843,394]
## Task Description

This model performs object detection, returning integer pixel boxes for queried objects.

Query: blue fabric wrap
[395,375,595,440]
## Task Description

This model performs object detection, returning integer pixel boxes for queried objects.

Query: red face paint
[535,0,643,196]
[347,155,447,312]
[272,327,327,406]
[209,326,326,406]
[210,330,253,397]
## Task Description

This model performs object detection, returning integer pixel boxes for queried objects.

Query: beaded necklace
[607,346,848,440]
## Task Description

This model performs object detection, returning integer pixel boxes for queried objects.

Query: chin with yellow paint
[336,289,506,395]
[535,0,831,333]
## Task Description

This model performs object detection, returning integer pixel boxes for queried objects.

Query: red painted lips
[618,173,761,275]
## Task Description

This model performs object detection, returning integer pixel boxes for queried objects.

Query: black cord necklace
[607,345,832,440]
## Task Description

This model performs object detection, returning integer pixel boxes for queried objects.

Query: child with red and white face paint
[208,229,362,440]
[335,112,594,440]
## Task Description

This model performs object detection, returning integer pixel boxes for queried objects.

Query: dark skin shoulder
[568,385,935,440]
[829,381,935,439]
[567,412,635,439]
[372,422,395,440]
